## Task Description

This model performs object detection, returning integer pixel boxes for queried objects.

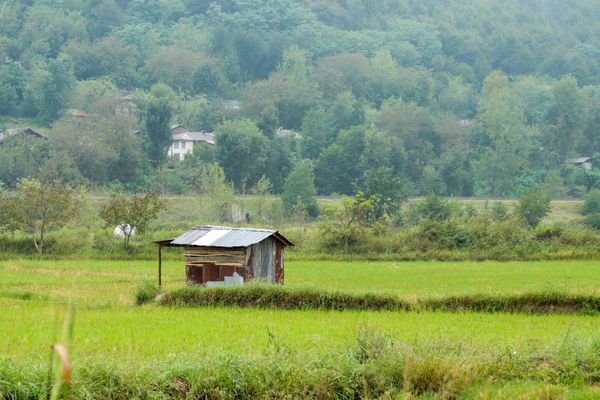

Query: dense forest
[1,0,600,201]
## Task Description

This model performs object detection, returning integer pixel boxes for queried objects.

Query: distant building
[458,119,474,128]
[168,125,215,161]
[566,157,592,170]
[222,99,241,110]
[155,225,294,286]
[0,127,46,144]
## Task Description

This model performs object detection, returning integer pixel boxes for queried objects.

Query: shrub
[489,201,509,221]
[534,223,564,240]
[583,213,600,231]
[415,195,453,222]
[516,188,551,228]
[581,189,600,215]
[135,283,160,305]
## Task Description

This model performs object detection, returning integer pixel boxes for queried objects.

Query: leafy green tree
[416,195,453,222]
[281,162,317,217]
[545,76,583,162]
[49,92,145,185]
[141,86,173,167]
[300,108,335,159]
[251,175,272,223]
[194,163,235,223]
[318,191,377,250]
[193,64,221,95]
[489,202,509,221]
[1,179,81,253]
[0,134,49,187]
[472,71,530,196]
[99,192,166,250]
[315,125,366,194]
[363,167,406,217]
[37,57,75,123]
[581,189,600,215]
[516,188,551,228]
[214,119,270,188]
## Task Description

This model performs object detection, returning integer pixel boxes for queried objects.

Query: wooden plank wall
[184,247,245,267]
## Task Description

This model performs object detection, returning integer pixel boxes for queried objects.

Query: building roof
[157,225,294,248]
[171,125,215,144]
[0,127,46,143]
[566,157,592,164]
[172,131,215,144]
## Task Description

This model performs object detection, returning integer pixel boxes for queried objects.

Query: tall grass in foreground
[149,284,600,314]
[2,331,600,399]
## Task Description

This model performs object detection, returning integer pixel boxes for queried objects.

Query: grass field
[2,258,600,398]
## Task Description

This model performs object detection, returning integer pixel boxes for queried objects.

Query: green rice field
[1,258,600,398]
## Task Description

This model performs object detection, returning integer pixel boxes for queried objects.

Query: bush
[583,213,600,231]
[158,285,600,314]
[415,195,453,222]
[135,283,161,305]
[581,189,600,215]
[516,188,551,228]
[534,223,564,240]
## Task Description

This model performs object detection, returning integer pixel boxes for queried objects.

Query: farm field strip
[2,299,600,365]
[1,258,600,366]
[2,259,600,306]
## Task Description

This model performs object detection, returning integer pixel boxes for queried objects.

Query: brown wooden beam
[158,245,162,287]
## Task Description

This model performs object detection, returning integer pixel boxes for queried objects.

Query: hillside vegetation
[1,0,600,199]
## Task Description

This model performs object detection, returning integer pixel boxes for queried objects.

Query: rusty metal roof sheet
[166,225,293,248]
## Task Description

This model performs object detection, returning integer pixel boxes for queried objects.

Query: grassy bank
[154,285,600,314]
[2,258,600,398]
[2,333,600,399]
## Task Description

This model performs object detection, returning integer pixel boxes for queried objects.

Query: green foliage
[2,1,600,197]
[135,283,160,305]
[489,202,509,221]
[363,167,406,217]
[0,133,48,186]
[516,188,551,228]
[281,163,317,218]
[1,178,81,253]
[141,87,173,167]
[581,189,600,215]
[98,192,166,249]
[215,119,270,188]
[319,191,377,249]
[583,213,600,231]
[415,195,453,222]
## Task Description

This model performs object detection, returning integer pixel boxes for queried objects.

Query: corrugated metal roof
[169,225,290,248]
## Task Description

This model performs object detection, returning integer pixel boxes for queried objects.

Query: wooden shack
[155,225,293,285]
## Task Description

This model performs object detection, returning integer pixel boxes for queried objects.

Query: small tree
[319,192,377,250]
[282,163,318,217]
[195,163,234,223]
[489,201,509,221]
[516,188,551,228]
[363,167,406,218]
[140,85,173,167]
[99,193,167,250]
[415,195,452,222]
[251,175,272,223]
[1,179,81,253]
[581,189,600,215]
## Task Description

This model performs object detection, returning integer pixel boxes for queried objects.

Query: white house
[566,157,592,171]
[168,125,215,160]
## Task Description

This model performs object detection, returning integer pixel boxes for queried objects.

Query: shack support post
[158,245,162,287]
